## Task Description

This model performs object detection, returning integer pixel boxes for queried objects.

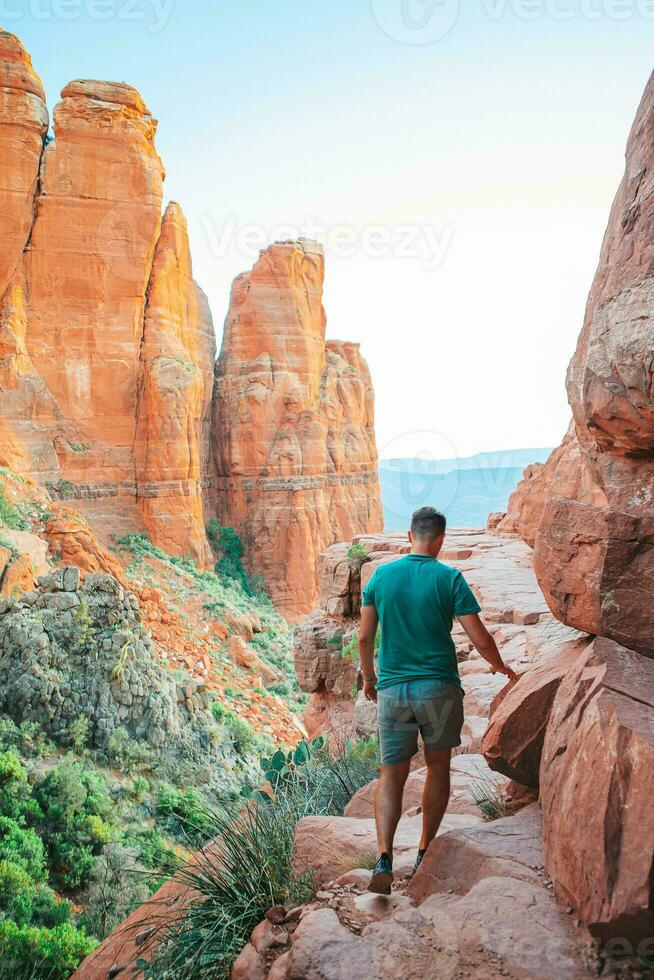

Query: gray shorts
[377,678,464,766]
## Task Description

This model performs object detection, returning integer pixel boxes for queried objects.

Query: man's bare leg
[368,758,411,894]
[375,758,411,858]
[418,747,452,854]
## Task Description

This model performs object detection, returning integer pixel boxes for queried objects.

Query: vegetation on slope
[0,475,314,977]
[144,736,380,980]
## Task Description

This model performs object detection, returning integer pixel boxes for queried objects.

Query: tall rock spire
[213,240,383,615]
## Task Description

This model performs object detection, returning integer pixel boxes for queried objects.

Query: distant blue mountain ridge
[379,448,553,532]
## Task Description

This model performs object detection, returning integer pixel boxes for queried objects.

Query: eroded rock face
[567,72,654,475]
[540,637,654,942]
[0,39,216,565]
[481,636,590,787]
[213,241,383,614]
[24,79,164,487]
[0,32,48,300]
[44,505,127,583]
[535,497,654,656]
[502,73,654,658]
[498,423,604,546]
[135,202,216,565]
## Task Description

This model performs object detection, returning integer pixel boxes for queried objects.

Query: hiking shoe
[412,848,427,875]
[367,853,393,895]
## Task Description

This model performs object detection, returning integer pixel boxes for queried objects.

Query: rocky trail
[232,528,599,980]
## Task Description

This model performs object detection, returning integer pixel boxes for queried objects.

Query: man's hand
[363,676,378,702]
[491,664,519,686]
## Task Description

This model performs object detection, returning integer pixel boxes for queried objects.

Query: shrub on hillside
[0,483,25,531]
[33,761,115,891]
[0,920,97,980]
[206,520,252,593]
[210,702,260,756]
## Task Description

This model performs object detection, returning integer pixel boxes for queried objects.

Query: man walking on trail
[359,506,518,895]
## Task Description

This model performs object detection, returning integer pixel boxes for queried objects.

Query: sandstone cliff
[0,35,383,602]
[481,71,654,948]
[499,72,654,656]
[213,240,383,615]
[135,202,216,566]
[0,37,216,563]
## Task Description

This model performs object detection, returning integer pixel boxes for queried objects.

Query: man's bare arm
[359,604,379,702]
[457,613,518,685]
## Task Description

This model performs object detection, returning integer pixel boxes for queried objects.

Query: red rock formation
[24,78,164,487]
[500,73,654,659]
[0,35,218,564]
[0,37,385,593]
[535,498,654,655]
[134,202,215,565]
[0,270,81,474]
[213,240,383,614]
[498,423,604,546]
[44,505,127,583]
[540,637,654,942]
[567,73,654,495]
[481,637,590,787]
[0,32,47,300]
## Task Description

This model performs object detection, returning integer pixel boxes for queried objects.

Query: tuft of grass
[346,542,370,566]
[468,767,507,821]
[0,484,26,532]
[145,739,380,979]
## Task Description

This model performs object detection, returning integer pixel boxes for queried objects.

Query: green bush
[206,520,251,593]
[0,860,70,930]
[0,817,47,881]
[67,716,91,754]
[104,726,156,773]
[346,542,370,565]
[128,826,175,873]
[0,751,38,822]
[0,720,53,758]
[0,483,25,531]
[33,761,116,891]
[156,785,214,845]
[0,919,97,979]
[210,702,258,756]
[78,844,150,940]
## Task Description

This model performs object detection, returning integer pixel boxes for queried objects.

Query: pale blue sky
[13,0,653,459]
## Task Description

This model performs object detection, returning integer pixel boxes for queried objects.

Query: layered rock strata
[213,240,383,614]
[0,34,383,599]
[134,202,216,565]
[0,37,216,564]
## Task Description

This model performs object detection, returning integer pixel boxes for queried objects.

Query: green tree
[0,817,46,881]
[34,761,115,891]
[206,520,250,592]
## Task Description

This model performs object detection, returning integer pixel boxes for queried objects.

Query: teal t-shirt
[362,555,481,691]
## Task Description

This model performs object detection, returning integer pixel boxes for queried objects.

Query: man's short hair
[411,506,446,540]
